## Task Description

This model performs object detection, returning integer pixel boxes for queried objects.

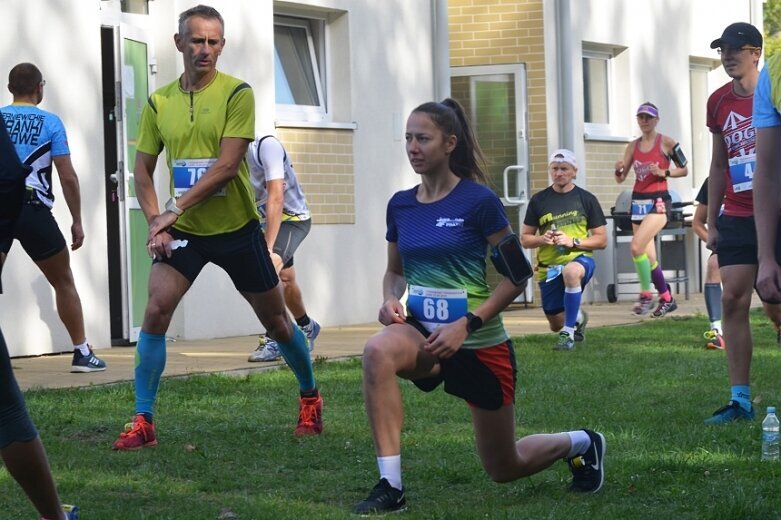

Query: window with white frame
[582,49,612,135]
[274,15,327,122]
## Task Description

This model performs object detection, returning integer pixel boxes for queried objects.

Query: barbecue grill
[606,189,693,303]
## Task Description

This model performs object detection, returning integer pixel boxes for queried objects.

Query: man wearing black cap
[703,22,781,425]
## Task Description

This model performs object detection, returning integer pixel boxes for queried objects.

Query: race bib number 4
[407,285,468,333]
[728,154,755,193]
[172,158,224,197]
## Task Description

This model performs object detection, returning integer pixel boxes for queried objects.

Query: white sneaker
[302,320,321,352]
[248,339,282,362]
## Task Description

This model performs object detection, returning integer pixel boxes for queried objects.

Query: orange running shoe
[112,414,157,450]
[295,395,323,437]
[704,329,725,350]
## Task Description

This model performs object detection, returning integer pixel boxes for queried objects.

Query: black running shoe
[566,429,606,493]
[651,297,678,318]
[574,310,589,342]
[353,478,406,515]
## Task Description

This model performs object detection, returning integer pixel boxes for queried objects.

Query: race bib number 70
[407,285,468,333]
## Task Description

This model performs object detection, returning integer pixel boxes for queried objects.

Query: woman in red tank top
[614,102,689,317]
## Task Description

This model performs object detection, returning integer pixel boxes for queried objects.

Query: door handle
[502,165,527,206]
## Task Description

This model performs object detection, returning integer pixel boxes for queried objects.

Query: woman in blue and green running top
[352,98,607,515]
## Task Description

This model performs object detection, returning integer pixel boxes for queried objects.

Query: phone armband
[669,143,688,168]
[490,233,533,287]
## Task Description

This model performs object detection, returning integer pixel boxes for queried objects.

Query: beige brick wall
[448,0,549,192]
[275,128,355,224]
[584,140,631,214]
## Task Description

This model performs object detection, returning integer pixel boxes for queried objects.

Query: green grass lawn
[4,311,781,519]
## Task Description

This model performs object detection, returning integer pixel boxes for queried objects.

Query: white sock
[561,326,575,337]
[565,430,591,458]
[377,455,402,490]
[74,341,90,356]
[576,308,584,324]
[711,320,722,335]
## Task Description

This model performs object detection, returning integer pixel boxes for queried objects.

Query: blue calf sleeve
[276,326,316,392]
[135,331,167,416]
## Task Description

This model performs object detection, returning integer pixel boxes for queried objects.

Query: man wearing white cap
[521,149,607,350]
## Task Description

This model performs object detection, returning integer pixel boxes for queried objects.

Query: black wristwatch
[664,169,671,178]
[464,312,483,334]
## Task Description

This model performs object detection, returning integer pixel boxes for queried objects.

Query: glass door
[118,24,154,341]
[450,65,532,302]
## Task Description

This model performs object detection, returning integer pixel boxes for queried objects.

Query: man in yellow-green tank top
[111,4,323,452]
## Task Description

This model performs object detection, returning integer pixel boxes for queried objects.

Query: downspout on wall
[554,0,574,150]
[432,0,451,100]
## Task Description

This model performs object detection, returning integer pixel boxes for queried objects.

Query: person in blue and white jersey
[1,62,106,373]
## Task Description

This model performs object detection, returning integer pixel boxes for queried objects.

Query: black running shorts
[155,220,279,293]
[0,202,66,261]
[272,219,311,269]
[716,215,758,267]
[406,317,517,410]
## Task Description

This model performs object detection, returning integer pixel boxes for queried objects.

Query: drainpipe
[555,0,574,150]
[432,0,450,100]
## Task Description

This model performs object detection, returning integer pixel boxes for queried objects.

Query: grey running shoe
[554,331,575,351]
[248,338,282,362]
[566,429,606,493]
[651,298,678,318]
[632,294,654,316]
[353,478,406,515]
[574,310,589,342]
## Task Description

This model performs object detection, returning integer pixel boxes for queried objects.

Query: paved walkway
[12,295,717,391]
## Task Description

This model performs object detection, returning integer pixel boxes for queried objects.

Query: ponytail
[411,98,488,184]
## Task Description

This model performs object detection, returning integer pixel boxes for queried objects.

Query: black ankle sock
[295,314,311,328]
[300,388,319,399]
[138,412,153,423]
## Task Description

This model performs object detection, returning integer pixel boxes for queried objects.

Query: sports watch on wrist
[464,312,483,334]
[573,238,581,249]
[165,197,184,216]
[664,169,671,178]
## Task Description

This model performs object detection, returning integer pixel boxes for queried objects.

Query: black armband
[490,234,533,287]
[669,143,688,168]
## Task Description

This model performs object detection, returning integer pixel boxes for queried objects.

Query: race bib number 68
[407,285,468,333]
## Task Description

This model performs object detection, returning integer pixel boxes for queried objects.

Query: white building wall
[0,1,112,356]
[545,0,762,302]
[0,0,436,355]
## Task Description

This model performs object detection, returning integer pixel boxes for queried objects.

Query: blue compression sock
[276,326,316,392]
[564,287,582,329]
[135,331,167,416]
[731,385,752,412]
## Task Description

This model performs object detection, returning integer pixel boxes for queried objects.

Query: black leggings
[0,328,37,449]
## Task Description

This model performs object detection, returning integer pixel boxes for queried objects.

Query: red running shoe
[112,414,158,450]
[295,395,323,437]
